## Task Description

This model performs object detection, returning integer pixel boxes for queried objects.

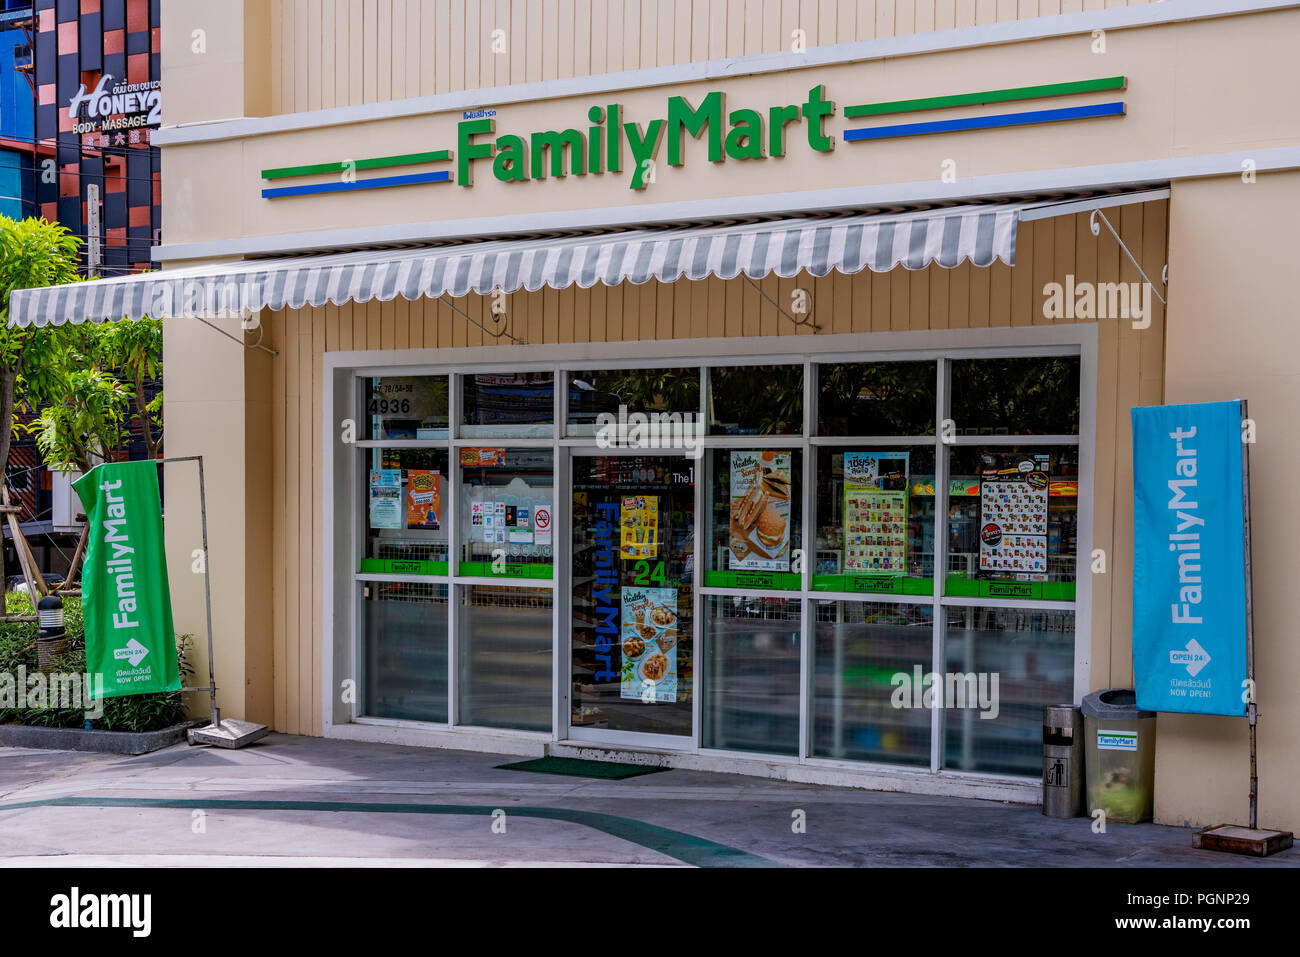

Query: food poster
[405,469,441,529]
[979,467,1050,580]
[843,452,910,575]
[619,495,659,559]
[620,586,678,703]
[464,478,550,554]
[368,469,403,529]
[728,451,792,570]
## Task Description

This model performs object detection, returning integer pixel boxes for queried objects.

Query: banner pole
[1241,399,1257,829]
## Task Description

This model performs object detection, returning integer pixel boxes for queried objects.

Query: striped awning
[8,202,1027,328]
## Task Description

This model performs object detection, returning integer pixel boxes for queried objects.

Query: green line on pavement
[0,795,778,868]
[844,76,1127,118]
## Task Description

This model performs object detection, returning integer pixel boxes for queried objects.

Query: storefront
[335,337,1089,784]
[9,0,1300,825]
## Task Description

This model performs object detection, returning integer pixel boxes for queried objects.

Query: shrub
[0,593,193,732]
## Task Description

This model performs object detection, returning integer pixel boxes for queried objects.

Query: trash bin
[1082,689,1156,824]
[1042,705,1083,818]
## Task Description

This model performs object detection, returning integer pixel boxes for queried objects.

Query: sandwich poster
[620,586,678,703]
[405,469,441,529]
[978,466,1049,580]
[843,452,909,575]
[728,451,791,571]
[620,495,659,559]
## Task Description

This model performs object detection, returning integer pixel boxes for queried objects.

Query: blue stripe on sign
[262,170,453,198]
[842,102,1125,141]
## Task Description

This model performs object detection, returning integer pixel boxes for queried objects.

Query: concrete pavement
[0,734,1295,867]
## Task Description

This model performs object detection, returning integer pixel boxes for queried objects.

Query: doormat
[495,757,668,780]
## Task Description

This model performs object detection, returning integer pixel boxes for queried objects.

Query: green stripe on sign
[262,150,452,180]
[844,76,1127,118]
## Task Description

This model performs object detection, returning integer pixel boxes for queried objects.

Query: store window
[567,367,701,437]
[364,375,450,440]
[943,606,1075,776]
[817,360,935,436]
[813,446,936,595]
[945,446,1079,601]
[812,599,932,767]
[461,371,554,437]
[702,596,800,755]
[705,448,802,591]
[707,364,803,435]
[363,582,449,723]
[949,357,1080,435]
[458,585,553,731]
[458,448,554,578]
[361,447,450,575]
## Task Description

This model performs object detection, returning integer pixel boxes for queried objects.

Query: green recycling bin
[1082,689,1156,824]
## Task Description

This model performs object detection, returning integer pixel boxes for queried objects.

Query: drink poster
[843,452,909,575]
[405,469,441,529]
[368,469,402,529]
[620,586,678,703]
[620,495,659,559]
[979,467,1049,580]
[728,451,792,571]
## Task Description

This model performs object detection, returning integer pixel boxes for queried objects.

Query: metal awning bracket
[1089,208,1168,308]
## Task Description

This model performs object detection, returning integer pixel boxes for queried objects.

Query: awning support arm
[435,293,524,344]
[741,274,819,331]
[1089,209,1168,307]
[194,316,278,355]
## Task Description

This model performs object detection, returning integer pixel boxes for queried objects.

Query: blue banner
[1132,401,1248,716]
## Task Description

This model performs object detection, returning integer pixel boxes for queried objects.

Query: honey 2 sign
[72,461,181,698]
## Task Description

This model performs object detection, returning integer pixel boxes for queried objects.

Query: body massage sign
[1131,401,1248,716]
[73,461,181,698]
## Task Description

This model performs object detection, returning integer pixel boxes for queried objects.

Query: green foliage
[0,216,82,347]
[31,363,133,471]
[0,593,192,733]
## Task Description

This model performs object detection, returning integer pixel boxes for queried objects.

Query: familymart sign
[261,76,1126,198]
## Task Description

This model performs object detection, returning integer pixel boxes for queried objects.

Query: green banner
[73,461,181,699]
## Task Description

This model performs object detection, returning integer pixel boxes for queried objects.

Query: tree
[0,216,82,481]
[90,317,163,459]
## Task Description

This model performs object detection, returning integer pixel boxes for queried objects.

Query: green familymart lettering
[457,86,836,190]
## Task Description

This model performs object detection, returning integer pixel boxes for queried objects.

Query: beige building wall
[254,203,1166,736]
[1158,171,1300,833]
[266,0,1163,115]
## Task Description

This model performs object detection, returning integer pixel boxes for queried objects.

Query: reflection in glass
[461,371,554,437]
[703,596,800,755]
[949,357,1080,435]
[571,455,694,736]
[817,361,936,436]
[943,607,1074,776]
[812,600,933,766]
[567,368,701,436]
[363,582,449,722]
[459,448,554,572]
[458,585,553,731]
[707,449,801,586]
[363,447,450,568]
[708,365,803,435]
[365,375,450,440]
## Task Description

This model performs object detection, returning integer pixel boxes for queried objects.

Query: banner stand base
[188,718,270,750]
[1192,824,1294,858]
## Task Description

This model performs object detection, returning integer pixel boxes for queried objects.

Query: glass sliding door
[569,453,696,743]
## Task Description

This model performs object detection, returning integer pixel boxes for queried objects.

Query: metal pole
[155,457,219,724]
[1241,400,1257,829]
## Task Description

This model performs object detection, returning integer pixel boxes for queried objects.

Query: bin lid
[1082,689,1156,719]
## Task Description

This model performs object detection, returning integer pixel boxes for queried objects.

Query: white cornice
[153,0,1298,147]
